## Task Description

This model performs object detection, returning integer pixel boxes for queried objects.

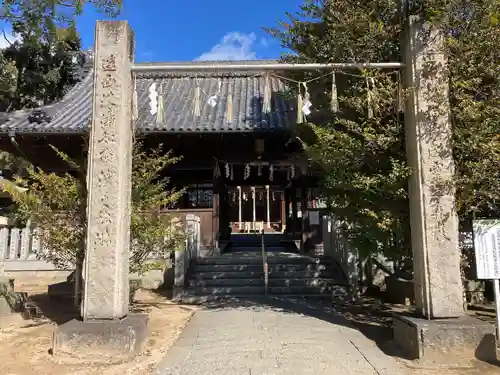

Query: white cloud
[196,32,261,61]
[0,30,20,49]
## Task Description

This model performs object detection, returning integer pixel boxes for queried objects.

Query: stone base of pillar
[393,314,496,364]
[52,314,148,363]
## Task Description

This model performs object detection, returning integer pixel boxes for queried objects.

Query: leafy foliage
[266,0,500,263]
[0,23,82,111]
[1,0,122,37]
[1,141,185,275]
[266,0,411,261]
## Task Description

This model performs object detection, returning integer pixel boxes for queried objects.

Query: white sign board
[473,219,500,279]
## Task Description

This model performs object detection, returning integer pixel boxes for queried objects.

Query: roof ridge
[135,59,280,66]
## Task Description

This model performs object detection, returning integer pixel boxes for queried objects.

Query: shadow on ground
[153,289,409,360]
[26,294,79,325]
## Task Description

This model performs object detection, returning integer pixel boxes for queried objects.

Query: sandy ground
[0,289,198,375]
[1,282,500,375]
[332,297,500,375]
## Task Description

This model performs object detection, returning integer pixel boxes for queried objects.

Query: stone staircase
[176,234,349,303]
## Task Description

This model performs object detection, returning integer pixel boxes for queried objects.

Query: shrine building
[0,55,324,254]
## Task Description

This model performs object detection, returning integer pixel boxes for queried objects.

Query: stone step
[268,278,343,287]
[181,284,347,296]
[175,293,333,304]
[194,263,329,273]
[193,269,334,280]
[268,285,345,295]
[195,256,332,266]
[174,286,347,304]
[188,278,265,287]
[186,286,266,296]
[269,270,333,279]
[194,271,264,279]
[187,277,343,288]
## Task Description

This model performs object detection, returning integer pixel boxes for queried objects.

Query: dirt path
[0,290,197,375]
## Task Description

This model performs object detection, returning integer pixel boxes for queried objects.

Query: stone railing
[322,215,359,290]
[174,214,201,288]
[0,218,201,277]
[0,227,39,261]
[0,227,63,273]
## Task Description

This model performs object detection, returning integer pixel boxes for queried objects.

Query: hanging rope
[193,83,201,117]
[156,84,164,123]
[262,74,271,113]
[302,82,312,116]
[226,84,233,122]
[366,77,372,118]
[296,82,304,124]
[132,79,139,121]
[396,71,404,113]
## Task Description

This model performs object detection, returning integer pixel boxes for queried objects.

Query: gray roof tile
[0,60,296,134]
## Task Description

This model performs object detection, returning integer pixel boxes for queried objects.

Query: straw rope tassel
[262,74,271,113]
[226,87,233,123]
[193,85,201,117]
[132,80,139,121]
[366,77,373,119]
[296,83,303,124]
[330,71,339,113]
[396,71,403,113]
[156,85,164,123]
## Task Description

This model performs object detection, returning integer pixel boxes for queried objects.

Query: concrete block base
[0,277,28,315]
[393,313,496,364]
[52,313,148,363]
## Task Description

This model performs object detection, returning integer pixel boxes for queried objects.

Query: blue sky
[72,0,302,62]
[0,0,303,61]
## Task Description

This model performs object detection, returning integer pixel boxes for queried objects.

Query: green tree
[266,0,500,269]
[0,0,123,111]
[1,0,122,37]
[265,0,411,264]
[0,23,82,111]
[1,141,185,305]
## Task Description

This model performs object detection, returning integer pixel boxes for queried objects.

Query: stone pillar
[81,20,135,321]
[403,16,464,319]
[53,21,148,362]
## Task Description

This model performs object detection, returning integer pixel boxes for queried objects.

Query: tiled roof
[0,59,296,134]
